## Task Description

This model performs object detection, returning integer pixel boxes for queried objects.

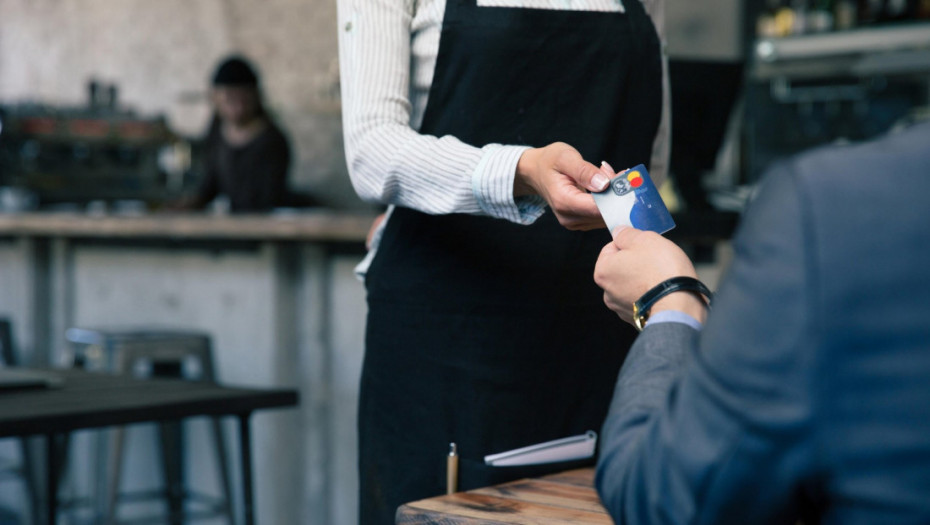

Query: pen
[446,442,458,494]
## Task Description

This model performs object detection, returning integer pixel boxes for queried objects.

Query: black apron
[360,1,662,523]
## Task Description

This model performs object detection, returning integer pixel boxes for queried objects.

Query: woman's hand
[515,142,610,230]
[594,226,705,325]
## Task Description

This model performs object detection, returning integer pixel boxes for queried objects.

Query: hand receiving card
[592,162,675,235]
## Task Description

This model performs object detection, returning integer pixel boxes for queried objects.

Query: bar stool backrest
[65,328,216,382]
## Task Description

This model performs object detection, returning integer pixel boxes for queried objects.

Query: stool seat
[64,327,234,525]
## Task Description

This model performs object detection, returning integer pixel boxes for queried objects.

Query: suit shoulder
[786,121,930,192]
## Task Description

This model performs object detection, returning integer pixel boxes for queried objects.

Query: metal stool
[65,328,235,525]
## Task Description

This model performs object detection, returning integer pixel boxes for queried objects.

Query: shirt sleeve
[337,0,544,224]
[596,165,820,524]
[645,309,703,331]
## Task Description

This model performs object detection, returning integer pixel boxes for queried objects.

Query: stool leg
[238,414,254,525]
[19,436,42,524]
[210,417,236,524]
[97,427,126,525]
[46,433,58,525]
[40,434,70,525]
[158,421,185,525]
[198,341,235,523]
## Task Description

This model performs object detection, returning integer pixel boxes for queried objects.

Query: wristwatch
[632,276,713,331]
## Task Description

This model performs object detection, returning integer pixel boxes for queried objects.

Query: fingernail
[612,226,628,239]
[601,160,615,174]
[592,173,609,191]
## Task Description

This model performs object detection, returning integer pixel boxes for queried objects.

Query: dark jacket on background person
[196,117,291,212]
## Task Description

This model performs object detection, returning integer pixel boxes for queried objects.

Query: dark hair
[212,55,259,87]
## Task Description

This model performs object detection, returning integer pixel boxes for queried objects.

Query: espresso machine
[0,80,187,210]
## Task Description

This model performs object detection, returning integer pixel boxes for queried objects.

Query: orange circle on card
[627,171,643,188]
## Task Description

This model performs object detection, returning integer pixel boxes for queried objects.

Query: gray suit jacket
[596,121,930,525]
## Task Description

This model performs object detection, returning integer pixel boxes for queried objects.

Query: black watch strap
[632,276,713,331]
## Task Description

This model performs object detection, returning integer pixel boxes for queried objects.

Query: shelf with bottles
[757,0,930,38]
[751,21,930,81]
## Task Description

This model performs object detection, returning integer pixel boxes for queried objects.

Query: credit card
[592,164,675,235]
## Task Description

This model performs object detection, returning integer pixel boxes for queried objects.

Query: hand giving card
[592,162,675,235]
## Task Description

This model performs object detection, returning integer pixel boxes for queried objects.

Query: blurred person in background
[173,55,291,212]
[592,119,930,524]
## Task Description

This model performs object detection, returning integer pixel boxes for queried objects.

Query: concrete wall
[667,0,745,61]
[0,0,358,207]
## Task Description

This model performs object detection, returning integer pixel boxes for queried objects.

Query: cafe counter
[0,210,376,241]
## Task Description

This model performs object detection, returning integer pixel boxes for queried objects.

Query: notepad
[484,431,597,467]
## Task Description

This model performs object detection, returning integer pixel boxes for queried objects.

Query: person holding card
[337,0,669,522]
[593,120,930,523]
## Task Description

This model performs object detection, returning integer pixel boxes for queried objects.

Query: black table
[0,369,298,525]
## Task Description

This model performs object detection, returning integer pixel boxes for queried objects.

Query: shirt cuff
[472,144,546,225]
[645,309,703,331]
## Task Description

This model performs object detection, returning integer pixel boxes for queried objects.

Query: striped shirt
[337,0,669,274]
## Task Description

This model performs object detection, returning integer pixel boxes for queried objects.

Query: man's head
[211,55,263,125]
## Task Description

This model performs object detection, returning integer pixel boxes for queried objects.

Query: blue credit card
[592,164,675,235]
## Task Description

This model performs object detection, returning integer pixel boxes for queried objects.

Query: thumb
[612,225,642,249]
[558,150,609,192]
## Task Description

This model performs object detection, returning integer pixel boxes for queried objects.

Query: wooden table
[396,468,613,524]
[0,368,298,525]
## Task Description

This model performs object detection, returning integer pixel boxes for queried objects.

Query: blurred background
[0,0,928,524]
[0,0,355,211]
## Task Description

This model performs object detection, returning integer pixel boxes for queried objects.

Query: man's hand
[514,142,609,230]
[594,226,706,325]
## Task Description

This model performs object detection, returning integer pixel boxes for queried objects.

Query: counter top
[0,210,378,242]
[0,210,736,244]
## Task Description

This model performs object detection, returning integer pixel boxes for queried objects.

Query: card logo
[610,170,644,196]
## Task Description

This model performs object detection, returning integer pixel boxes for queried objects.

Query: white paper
[484,431,597,467]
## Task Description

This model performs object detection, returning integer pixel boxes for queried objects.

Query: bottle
[835,0,858,28]
[883,0,910,19]
[918,0,930,18]
[857,0,884,25]
[791,0,812,34]
[775,0,798,36]
[811,0,837,31]
[757,0,783,37]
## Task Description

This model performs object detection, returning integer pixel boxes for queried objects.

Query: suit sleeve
[596,165,820,525]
